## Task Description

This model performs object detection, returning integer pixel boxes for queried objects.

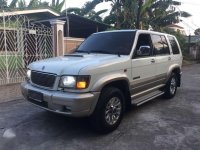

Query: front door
[131,33,156,95]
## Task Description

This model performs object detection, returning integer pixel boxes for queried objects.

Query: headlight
[60,76,76,88]
[27,70,31,79]
[59,75,90,89]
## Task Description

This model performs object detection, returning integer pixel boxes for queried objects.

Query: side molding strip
[133,76,140,80]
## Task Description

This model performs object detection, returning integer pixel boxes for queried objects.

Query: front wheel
[163,73,178,99]
[90,87,124,133]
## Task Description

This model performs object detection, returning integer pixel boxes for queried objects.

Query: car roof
[94,29,174,37]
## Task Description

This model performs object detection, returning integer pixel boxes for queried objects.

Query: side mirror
[137,46,151,56]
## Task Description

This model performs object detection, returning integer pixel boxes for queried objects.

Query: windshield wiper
[91,50,121,57]
[76,50,90,54]
[77,49,121,57]
[91,50,112,54]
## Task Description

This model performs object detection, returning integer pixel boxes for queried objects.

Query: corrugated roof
[33,14,110,28]
[0,8,60,17]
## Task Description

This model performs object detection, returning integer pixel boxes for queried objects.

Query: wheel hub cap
[170,77,176,94]
[105,97,122,125]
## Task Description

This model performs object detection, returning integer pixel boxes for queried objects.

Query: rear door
[151,34,171,84]
[167,36,183,66]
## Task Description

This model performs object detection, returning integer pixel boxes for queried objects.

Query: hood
[28,54,129,75]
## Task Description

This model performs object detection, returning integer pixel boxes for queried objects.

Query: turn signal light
[76,81,87,89]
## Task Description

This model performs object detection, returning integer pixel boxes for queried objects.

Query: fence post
[3,10,9,84]
[50,20,66,57]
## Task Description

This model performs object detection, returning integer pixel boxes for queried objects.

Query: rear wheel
[90,87,124,133]
[163,73,178,99]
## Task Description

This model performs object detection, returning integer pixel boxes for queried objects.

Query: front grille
[31,71,56,88]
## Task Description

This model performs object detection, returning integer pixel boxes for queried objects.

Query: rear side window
[151,34,170,55]
[168,36,180,54]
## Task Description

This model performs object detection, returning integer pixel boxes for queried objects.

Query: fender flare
[91,73,130,92]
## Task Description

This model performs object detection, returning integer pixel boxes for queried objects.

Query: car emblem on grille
[42,66,45,70]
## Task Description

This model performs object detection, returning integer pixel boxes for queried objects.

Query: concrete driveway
[0,64,200,150]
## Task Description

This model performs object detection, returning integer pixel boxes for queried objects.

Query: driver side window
[133,34,153,58]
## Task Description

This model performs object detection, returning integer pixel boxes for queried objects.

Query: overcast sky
[176,0,200,35]
[7,0,200,35]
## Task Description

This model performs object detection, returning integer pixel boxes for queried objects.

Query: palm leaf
[52,0,55,7]
[89,9,108,22]
[56,0,60,6]
[104,14,116,25]
[180,11,191,17]
[81,0,102,16]
[94,9,108,16]
[141,0,154,17]
[56,0,65,12]
[18,0,26,8]
[28,0,38,8]
[9,0,18,8]
[171,0,181,5]
[65,7,82,15]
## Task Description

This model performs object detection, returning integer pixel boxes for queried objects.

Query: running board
[131,91,164,106]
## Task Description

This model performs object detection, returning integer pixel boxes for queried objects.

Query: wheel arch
[167,65,182,87]
[91,75,131,111]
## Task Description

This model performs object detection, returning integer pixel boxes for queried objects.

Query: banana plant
[51,0,65,12]
[63,0,108,23]
[103,0,191,30]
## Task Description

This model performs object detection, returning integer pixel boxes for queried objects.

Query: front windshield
[76,31,136,55]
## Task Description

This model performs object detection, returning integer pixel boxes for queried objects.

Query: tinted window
[76,31,135,55]
[151,34,170,55]
[134,34,152,58]
[168,36,180,54]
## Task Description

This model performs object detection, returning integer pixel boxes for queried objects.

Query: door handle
[151,59,155,63]
[168,57,171,61]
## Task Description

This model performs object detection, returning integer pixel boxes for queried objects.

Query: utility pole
[188,34,191,54]
[116,0,120,29]
[65,0,69,37]
[136,0,143,29]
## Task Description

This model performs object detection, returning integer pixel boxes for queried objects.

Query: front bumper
[21,82,100,117]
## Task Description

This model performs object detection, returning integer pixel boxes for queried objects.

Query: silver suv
[21,30,182,133]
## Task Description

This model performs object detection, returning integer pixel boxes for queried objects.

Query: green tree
[103,0,191,30]
[28,0,40,8]
[162,27,188,54]
[4,0,64,13]
[64,0,107,22]
[103,0,128,29]
[144,0,191,31]
[194,28,200,35]
[9,0,18,8]
[0,0,7,9]
[18,0,26,8]
[51,0,65,12]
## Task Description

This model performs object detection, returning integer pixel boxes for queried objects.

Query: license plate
[28,90,43,102]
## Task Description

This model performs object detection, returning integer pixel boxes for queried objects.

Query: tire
[90,87,125,134]
[163,73,178,99]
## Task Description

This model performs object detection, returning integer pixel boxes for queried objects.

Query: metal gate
[0,11,53,85]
